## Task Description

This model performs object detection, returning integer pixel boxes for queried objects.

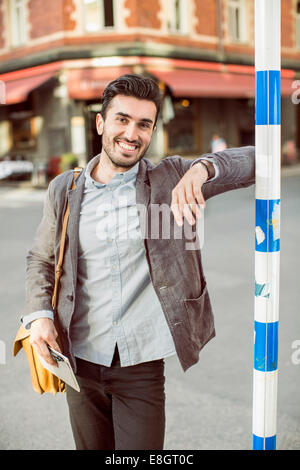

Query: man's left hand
[171,162,210,226]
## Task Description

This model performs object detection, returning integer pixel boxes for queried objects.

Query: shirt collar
[85,154,140,189]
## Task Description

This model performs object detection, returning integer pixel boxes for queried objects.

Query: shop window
[168,0,189,35]
[10,112,36,150]
[10,0,27,47]
[228,0,247,43]
[84,0,115,32]
[165,99,196,154]
[296,1,300,48]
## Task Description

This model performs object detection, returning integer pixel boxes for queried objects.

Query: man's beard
[101,132,150,169]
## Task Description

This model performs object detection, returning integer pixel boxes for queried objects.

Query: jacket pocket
[183,285,214,348]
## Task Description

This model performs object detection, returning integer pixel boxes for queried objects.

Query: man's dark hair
[101,74,162,127]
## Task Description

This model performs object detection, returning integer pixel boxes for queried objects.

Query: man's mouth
[116,140,140,154]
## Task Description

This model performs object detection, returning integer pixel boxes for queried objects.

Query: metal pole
[253,0,281,450]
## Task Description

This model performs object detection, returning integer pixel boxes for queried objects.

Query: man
[211,133,227,153]
[22,74,255,450]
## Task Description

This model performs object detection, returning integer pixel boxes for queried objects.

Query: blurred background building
[0,0,299,180]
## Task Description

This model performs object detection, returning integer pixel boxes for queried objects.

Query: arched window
[296,1,300,48]
[168,0,189,35]
[10,0,27,47]
[228,0,247,43]
[84,0,115,32]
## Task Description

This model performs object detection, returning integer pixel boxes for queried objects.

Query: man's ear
[96,113,104,135]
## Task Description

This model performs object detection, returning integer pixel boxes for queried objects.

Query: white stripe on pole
[255,0,281,71]
[255,126,281,200]
[253,0,281,451]
[253,370,278,437]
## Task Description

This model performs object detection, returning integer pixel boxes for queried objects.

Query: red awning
[0,64,62,105]
[147,67,293,98]
[1,72,57,105]
[67,66,133,100]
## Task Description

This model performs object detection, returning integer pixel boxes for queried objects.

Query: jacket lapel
[67,169,85,291]
[136,158,154,239]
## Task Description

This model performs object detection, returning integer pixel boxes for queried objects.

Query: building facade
[0,0,299,170]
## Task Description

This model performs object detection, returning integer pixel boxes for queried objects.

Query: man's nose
[123,123,138,142]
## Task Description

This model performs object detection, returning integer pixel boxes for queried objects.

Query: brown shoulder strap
[51,168,83,311]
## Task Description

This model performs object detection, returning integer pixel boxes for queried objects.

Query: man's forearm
[205,146,255,186]
[200,146,255,201]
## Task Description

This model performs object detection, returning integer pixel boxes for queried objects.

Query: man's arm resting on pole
[171,145,255,189]
[170,146,255,226]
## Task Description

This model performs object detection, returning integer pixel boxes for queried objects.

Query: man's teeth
[118,142,136,151]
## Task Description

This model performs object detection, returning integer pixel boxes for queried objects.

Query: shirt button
[113,321,118,326]
[104,211,109,216]
[112,265,117,270]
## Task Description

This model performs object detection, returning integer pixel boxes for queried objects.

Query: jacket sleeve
[171,145,255,200]
[23,180,56,317]
[22,310,55,329]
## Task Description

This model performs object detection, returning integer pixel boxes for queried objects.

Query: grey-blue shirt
[69,156,176,366]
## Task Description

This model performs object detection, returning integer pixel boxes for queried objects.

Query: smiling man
[22,74,255,450]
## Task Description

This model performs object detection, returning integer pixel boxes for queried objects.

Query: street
[0,174,299,450]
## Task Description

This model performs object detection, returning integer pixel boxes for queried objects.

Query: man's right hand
[29,318,61,367]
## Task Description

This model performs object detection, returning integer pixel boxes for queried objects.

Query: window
[84,0,115,32]
[296,1,300,48]
[10,0,26,47]
[166,99,196,153]
[9,112,36,150]
[168,0,189,35]
[228,0,247,42]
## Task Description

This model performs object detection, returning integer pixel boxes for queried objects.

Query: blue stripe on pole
[253,434,276,450]
[255,70,281,125]
[254,321,278,371]
[255,199,280,252]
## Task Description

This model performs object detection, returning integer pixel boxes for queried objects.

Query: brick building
[0,0,299,169]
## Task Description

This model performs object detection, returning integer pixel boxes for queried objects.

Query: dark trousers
[66,346,166,450]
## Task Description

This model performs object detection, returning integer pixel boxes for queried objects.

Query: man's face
[96,95,157,169]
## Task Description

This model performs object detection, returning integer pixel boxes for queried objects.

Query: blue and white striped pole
[253,0,281,450]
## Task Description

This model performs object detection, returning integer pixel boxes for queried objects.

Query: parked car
[0,155,33,181]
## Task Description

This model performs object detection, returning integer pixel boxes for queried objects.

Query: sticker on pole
[255,199,280,252]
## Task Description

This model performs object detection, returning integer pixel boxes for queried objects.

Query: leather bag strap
[51,168,82,311]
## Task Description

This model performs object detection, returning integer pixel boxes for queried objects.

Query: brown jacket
[24,146,255,372]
